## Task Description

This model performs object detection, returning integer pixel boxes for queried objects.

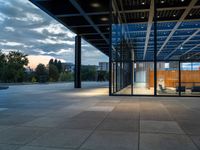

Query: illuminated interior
[30,0,200,96]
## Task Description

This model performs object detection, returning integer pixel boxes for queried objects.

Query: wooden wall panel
[148,70,200,88]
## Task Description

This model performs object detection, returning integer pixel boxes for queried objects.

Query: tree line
[0,50,108,83]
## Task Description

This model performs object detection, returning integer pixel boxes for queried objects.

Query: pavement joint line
[15,127,53,148]
[177,125,200,150]
[76,105,117,150]
[190,136,200,150]
[140,131,187,135]
[163,103,200,150]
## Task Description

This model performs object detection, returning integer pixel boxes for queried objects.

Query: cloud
[0,0,108,67]
[4,26,15,32]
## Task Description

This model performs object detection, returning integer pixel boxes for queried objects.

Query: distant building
[62,63,74,72]
[98,62,109,72]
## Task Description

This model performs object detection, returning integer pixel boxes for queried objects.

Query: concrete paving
[0,82,200,150]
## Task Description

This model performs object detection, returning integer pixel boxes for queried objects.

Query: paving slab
[97,118,139,132]
[177,120,200,135]
[0,126,48,145]
[17,146,71,150]
[190,136,200,150]
[29,129,92,149]
[80,131,138,150]
[140,133,198,150]
[140,110,173,121]
[0,144,19,150]
[59,118,102,130]
[0,115,37,126]
[0,125,12,132]
[107,111,139,120]
[95,102,119,106]
[72,111,108,119]
[87,106,114,112]
[0,108,8,111]
[22,116,66,128]
[140,120,184,134]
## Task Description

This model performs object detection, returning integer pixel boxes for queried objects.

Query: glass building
[30,0,200,96]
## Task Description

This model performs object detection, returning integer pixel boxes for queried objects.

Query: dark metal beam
[69,0,109,44]
[157,0,198,56]
[56,12,109,17]
[55,5,200,18]
[181,43,200,58]
[80,32,109,36]
[143,0,154,60]
[70,24,109,28]
[68,18,199,28]
[165,29,200,59]
[186,51,200,59]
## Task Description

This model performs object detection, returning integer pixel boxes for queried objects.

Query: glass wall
[157,61,179,95]
[111,20,132,95]
[133,62,154,95]
[110,0,200,97]
[181,62,200,96]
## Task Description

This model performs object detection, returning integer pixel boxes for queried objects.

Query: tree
[57,60,62,73]
[0,51,29,82]
[49,64,59,81]
[54,59,58,67]
[49,59,54,65]
[81,65,97,81]
[35,63,48,83]
[59,72,74,81]
[0,51,6,82]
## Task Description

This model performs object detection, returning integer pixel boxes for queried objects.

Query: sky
[0,0,108,69]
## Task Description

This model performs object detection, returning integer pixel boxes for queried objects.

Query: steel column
[74,35,81,88]
[154,1,157,96]
[109,0,112,95]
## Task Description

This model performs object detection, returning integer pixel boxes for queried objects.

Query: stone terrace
[0,82,200,150]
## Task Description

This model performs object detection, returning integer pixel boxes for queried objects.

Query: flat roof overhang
[29,0,200,61]
[29,0,110,56]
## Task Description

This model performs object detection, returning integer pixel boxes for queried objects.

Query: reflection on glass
[181,62,200,96]
[157,62,179,95]
[133,62,154,95]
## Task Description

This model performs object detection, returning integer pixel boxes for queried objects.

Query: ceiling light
[157,15,160,18]
[91,3,100,8]
[189,13,192,16]
[161,0,165,4]
[141,2,145,5]
[180,46,183,50]
[181,0,184,2]
[101,17,108,21]
[173,14,176,17]
[141,16,145,19]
